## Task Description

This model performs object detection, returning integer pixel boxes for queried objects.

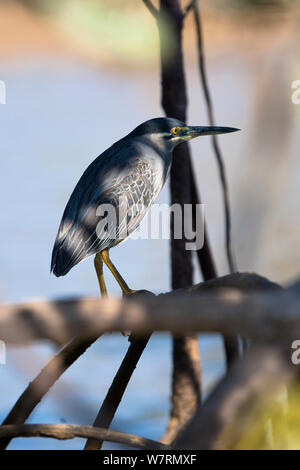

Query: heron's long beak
[185,126,240,139]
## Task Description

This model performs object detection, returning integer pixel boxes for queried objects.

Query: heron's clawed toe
[123,289,137,297]
[121,331,130,337]
[123,289,154,298]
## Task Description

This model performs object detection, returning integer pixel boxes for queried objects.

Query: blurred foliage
[12,0,299,67]
[15,0,161,66]
[231,0,291,9]
[231,382,300,450]
[15,0,300,17]
[212,0,294,10]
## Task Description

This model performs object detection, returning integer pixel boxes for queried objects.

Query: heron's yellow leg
[101,249,135,296]
[95,252,128,337]
[94,253,107,297]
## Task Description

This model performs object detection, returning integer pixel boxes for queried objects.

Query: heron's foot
[123,289,153,298]
[122,290,155,341]
[123,289,137,297]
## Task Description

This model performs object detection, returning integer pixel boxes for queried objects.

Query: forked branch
[142,0,159,18]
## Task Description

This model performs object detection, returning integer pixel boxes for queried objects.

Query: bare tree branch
[183,0,197,17]
[0,424,170,450]
[1,273,298,345]
[142,0,159,19]
[84,333,152,450]
[0,273,286,450]
[187,3,240,369]
[0,334,101,450]
[193,1,236,274]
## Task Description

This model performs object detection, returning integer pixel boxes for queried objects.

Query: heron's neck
[141,135,173,159]
[135,136,172,182]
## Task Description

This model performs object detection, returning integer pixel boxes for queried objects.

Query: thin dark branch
[191,0,239,364]
[157,0,201,442]
[189,114,240,367]
[183,0,197,17]
[190,161,216,279]
[84,333,152,450]
[0,424,170,450]
[142,0,159,18]
[193,1,236,274]
[0,334,101,450]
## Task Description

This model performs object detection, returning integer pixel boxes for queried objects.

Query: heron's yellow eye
[171,127,180,135]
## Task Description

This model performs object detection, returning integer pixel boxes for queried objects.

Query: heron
[51,117,238,296]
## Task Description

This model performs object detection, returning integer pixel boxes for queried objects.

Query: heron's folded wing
[51,153,162,276]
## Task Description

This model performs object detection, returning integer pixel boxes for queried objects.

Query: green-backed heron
[51,117,238,295]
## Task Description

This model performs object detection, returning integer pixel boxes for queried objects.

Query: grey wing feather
[51,143,164,276]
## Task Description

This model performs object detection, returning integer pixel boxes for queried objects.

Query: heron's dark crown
[129,117,185,138]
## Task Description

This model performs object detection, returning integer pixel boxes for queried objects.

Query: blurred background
[0,0,299,449]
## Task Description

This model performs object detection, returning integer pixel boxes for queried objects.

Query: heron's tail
[51,228,85,277]
[51,232,69,277]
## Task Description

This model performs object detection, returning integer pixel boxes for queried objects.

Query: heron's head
[130,117,239,152]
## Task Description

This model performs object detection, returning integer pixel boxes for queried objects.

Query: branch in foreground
[1,273,294,345]
[187,4,239,369]
[1,273,274,449]
[174,346,294,449]
[0,334,101,450]
[0,424,170,450]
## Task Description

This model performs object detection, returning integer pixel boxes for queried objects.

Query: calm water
[0,51,298,448]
